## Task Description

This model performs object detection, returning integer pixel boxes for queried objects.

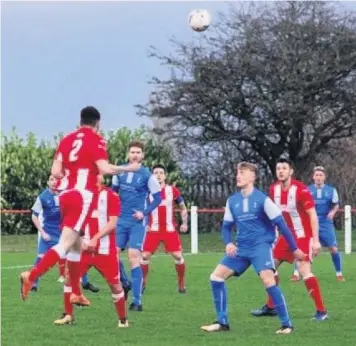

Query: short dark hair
[128,140,145,152]
[152,164,166,173]
[80,106,101,126]
[276,158,294,169]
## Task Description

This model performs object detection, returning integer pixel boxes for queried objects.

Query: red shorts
[59,189,96,233]
[80,251,119,285]
[273,236,313,263]
[142,231,182,253]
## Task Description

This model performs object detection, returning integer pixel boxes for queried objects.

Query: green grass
[2,234,356,346]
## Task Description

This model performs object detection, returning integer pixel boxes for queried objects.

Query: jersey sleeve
[173,186,184,204]
[147,174,161,194]
[263,197,282,220]
[332,188,339,204]
[223,198,234,222]
[111,175,120,192]
[31,196,43,216]
[108,191,120,217]
[93,137,108,162]
[298,186,315,210]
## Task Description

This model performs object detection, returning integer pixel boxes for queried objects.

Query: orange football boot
[20,271,34,301]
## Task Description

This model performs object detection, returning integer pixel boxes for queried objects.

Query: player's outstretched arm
[142,175,162,216]
[96,160,141,176]
[264,197,298,252]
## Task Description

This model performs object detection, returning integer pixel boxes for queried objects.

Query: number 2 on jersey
[69,139,83,162]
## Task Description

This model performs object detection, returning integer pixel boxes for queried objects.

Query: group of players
[20,106,188,327]
[201,159,343,334]
[19,106,343,334]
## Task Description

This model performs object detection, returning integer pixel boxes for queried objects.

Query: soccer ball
[188,9,211,32]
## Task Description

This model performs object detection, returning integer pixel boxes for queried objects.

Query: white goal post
[190,205,353,255]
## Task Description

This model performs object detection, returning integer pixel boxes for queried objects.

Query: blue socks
[267,285,292,327]
[331,251,342,273]
[210,279,228,325]
[81,272,89,285]
[131,266,143,305]
[32,256,42,287]
[119,259,131,288]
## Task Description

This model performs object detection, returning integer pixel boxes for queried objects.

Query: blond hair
[237,162,258,175]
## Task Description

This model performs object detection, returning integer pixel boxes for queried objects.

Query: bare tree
[137,1,356,177]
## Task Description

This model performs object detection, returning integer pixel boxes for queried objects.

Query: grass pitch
[1,233,356,346]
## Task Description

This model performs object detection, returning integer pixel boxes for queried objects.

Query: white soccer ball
[188,9,211,32]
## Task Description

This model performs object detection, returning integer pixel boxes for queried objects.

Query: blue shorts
[319,222,337,247]
[116,219,146,251]
[220,243,275,276]
[37,236,60,255]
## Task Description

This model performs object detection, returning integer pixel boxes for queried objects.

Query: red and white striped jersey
[55,127,108,192]
[270,179,315,239]
[83,187,120,255]
[149,185,182,232]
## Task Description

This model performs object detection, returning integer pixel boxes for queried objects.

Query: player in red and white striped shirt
[141,164,188,293]
[251,158,328,321]
[20,106,139,303]
[54,175,128,327]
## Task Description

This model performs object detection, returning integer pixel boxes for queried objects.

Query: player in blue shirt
[112,141,161,311]
[291,166,343,281]
[31,175,98,292]
[200,162,305,335]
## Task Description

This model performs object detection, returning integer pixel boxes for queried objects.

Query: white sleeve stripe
[264,197,281,220]
[31,197,43,214]
[112,175,119,187]
[148,175,161,194]
[332,188,339,203]
[223,199,234,222]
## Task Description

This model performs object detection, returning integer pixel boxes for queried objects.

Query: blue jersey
[308,184,339,221]
[31,188,61,237]
[223,188,281,252]
[111,165,161,220]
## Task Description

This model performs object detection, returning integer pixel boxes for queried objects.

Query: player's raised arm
[263,197,298,253]
[221,199,234,245]
[142,174,162,216]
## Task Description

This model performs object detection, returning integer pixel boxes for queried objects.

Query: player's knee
[141,252,151,262]
[329,246,338,254]
[297,261,312,279]
[210,273,225,282]
[259,269,275,287]
[171,252,183,263]
[211,265,232,280]
[173,257,184,265]
[112,291,125,302]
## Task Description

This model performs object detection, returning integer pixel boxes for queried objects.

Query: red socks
[175,260,186,288]
[64,285,73,316]
[304,276,326,312]
[141,261,149,287]
[112,292,126,319]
